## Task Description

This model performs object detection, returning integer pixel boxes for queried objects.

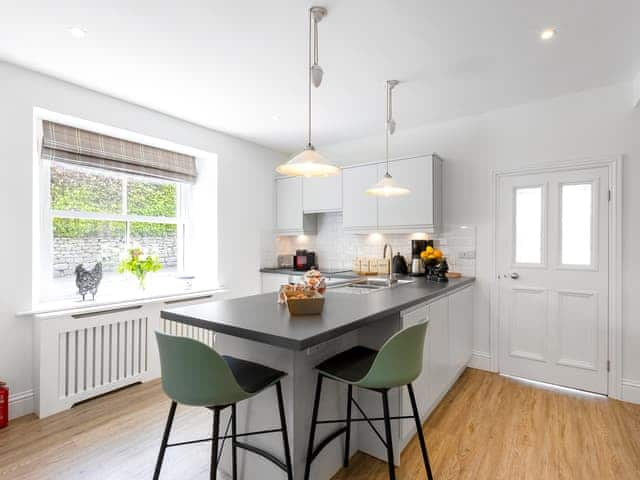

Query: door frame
[489,156,622,398]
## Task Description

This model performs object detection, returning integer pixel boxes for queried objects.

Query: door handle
[510,272,520,279]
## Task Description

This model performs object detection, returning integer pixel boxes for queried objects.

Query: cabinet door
[377,156,434,228]
[426,296,450,408]
[400,305,429,442]
[276,177,303,231]
[303,172,342,213]
[261,273,291,293]
[342,164,379,229]
[449,286,474,373]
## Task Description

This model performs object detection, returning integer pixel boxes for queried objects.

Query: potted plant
[118,247,162,290]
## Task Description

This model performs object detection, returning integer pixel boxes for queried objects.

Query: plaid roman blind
[40,121,198,183]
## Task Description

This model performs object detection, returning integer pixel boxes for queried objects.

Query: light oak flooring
[1,368,639,479]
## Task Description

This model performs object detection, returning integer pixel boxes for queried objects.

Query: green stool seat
[222,355,286,394]
[304,321,434,480]
[153,332,292,480]
[315,346,378,383]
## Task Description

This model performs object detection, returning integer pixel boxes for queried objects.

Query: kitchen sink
[329,277,414,294]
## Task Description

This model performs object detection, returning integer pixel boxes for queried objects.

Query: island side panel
[213,333,297,480]
[291,330,360,480]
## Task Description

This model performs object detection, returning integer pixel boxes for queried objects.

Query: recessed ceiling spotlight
[69,27,86,38]
[540,28,556,40]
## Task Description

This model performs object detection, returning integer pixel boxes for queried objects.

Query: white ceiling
[1,1,638,153]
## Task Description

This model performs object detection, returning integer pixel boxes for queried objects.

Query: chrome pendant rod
[308,8,313,148]
[385,82,390,175]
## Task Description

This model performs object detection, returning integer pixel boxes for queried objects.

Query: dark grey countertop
[161,276,474,351]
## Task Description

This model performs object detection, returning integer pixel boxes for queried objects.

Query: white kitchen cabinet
[399,284,473,446]
[342,163,379,231]
[275,177,316,235]
[377,155,442,232]
[400,304,430,438]
[425,296,450,407]
[303,172,342,213]
[261,273,293,293]
[341,154,442,233]
[449,285,474,374]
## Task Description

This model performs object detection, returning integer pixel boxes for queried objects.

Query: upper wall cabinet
[377,155,443,232]
[303,171,342,213]
[343,154,443,233]
[276,177,317,235]
[342,163,379,231]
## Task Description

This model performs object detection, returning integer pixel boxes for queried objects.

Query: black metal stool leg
[381,391,397,480]
[343,384,353,468]
[231,404,238,480]
[276,382,293,480]
[153,400,177,480]
[408,383,434,480]
[304,373,324,480]
[211,407,221,480]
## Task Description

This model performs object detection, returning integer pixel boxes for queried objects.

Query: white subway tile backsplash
[263,212,476,277]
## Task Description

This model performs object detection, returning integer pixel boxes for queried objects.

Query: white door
[497,166,609,394]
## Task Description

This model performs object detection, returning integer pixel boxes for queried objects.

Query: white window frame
[38,160,192,302]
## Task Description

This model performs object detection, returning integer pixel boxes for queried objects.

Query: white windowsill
[18,285,227,318]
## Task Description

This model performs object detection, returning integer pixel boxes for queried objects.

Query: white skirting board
[8,390,35,420]
[622,379,640,405]
[469,350,493,371]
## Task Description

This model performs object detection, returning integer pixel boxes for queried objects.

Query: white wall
[320,81,640,395]
[0,61,285,416]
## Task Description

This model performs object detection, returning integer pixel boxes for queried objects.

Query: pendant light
[366,80,411,197]
[276,6,339,178]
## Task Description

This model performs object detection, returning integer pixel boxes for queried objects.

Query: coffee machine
[410,239,433,276]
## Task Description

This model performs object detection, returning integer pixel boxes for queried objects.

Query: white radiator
[33,294,217,418]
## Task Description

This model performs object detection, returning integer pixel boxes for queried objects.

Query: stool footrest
[316,415,414,425]
[310,427,347,462]
[235,440,288,472]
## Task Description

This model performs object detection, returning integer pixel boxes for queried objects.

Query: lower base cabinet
[400,284,474,446]
[260,273,293,293]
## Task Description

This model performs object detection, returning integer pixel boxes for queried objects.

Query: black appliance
[391,253,408,275]
[293,250,316,271]
[411,239,433,258]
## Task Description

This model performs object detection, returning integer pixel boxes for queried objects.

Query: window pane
[127,180,177,217]
[52,219,126,278]
[50,163,122,214]
[130,222,178,272]
[561,184,592,265]
[515,187,542,264]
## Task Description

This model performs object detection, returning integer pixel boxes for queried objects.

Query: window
[41,161,190,302]
[561,183,592,266]
[514,186,543,264]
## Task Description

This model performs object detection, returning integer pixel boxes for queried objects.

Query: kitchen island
[161,276,474,480]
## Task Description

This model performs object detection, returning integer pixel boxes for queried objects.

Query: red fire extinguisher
[0,380,8,429]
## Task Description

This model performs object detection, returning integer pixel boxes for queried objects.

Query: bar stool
[154,331,293,480]
[304,321,433,480]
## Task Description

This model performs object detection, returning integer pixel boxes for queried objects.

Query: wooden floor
[1,368,639,479]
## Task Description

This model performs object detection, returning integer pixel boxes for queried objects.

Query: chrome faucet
[382,244,398,285]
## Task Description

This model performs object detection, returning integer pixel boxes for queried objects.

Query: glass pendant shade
[366,172,411,197]
[365,80,411,197]
[276,146,339,177]
[275,7,336,178]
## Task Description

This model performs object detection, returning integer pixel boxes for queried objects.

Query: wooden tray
[286,294,325,315]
